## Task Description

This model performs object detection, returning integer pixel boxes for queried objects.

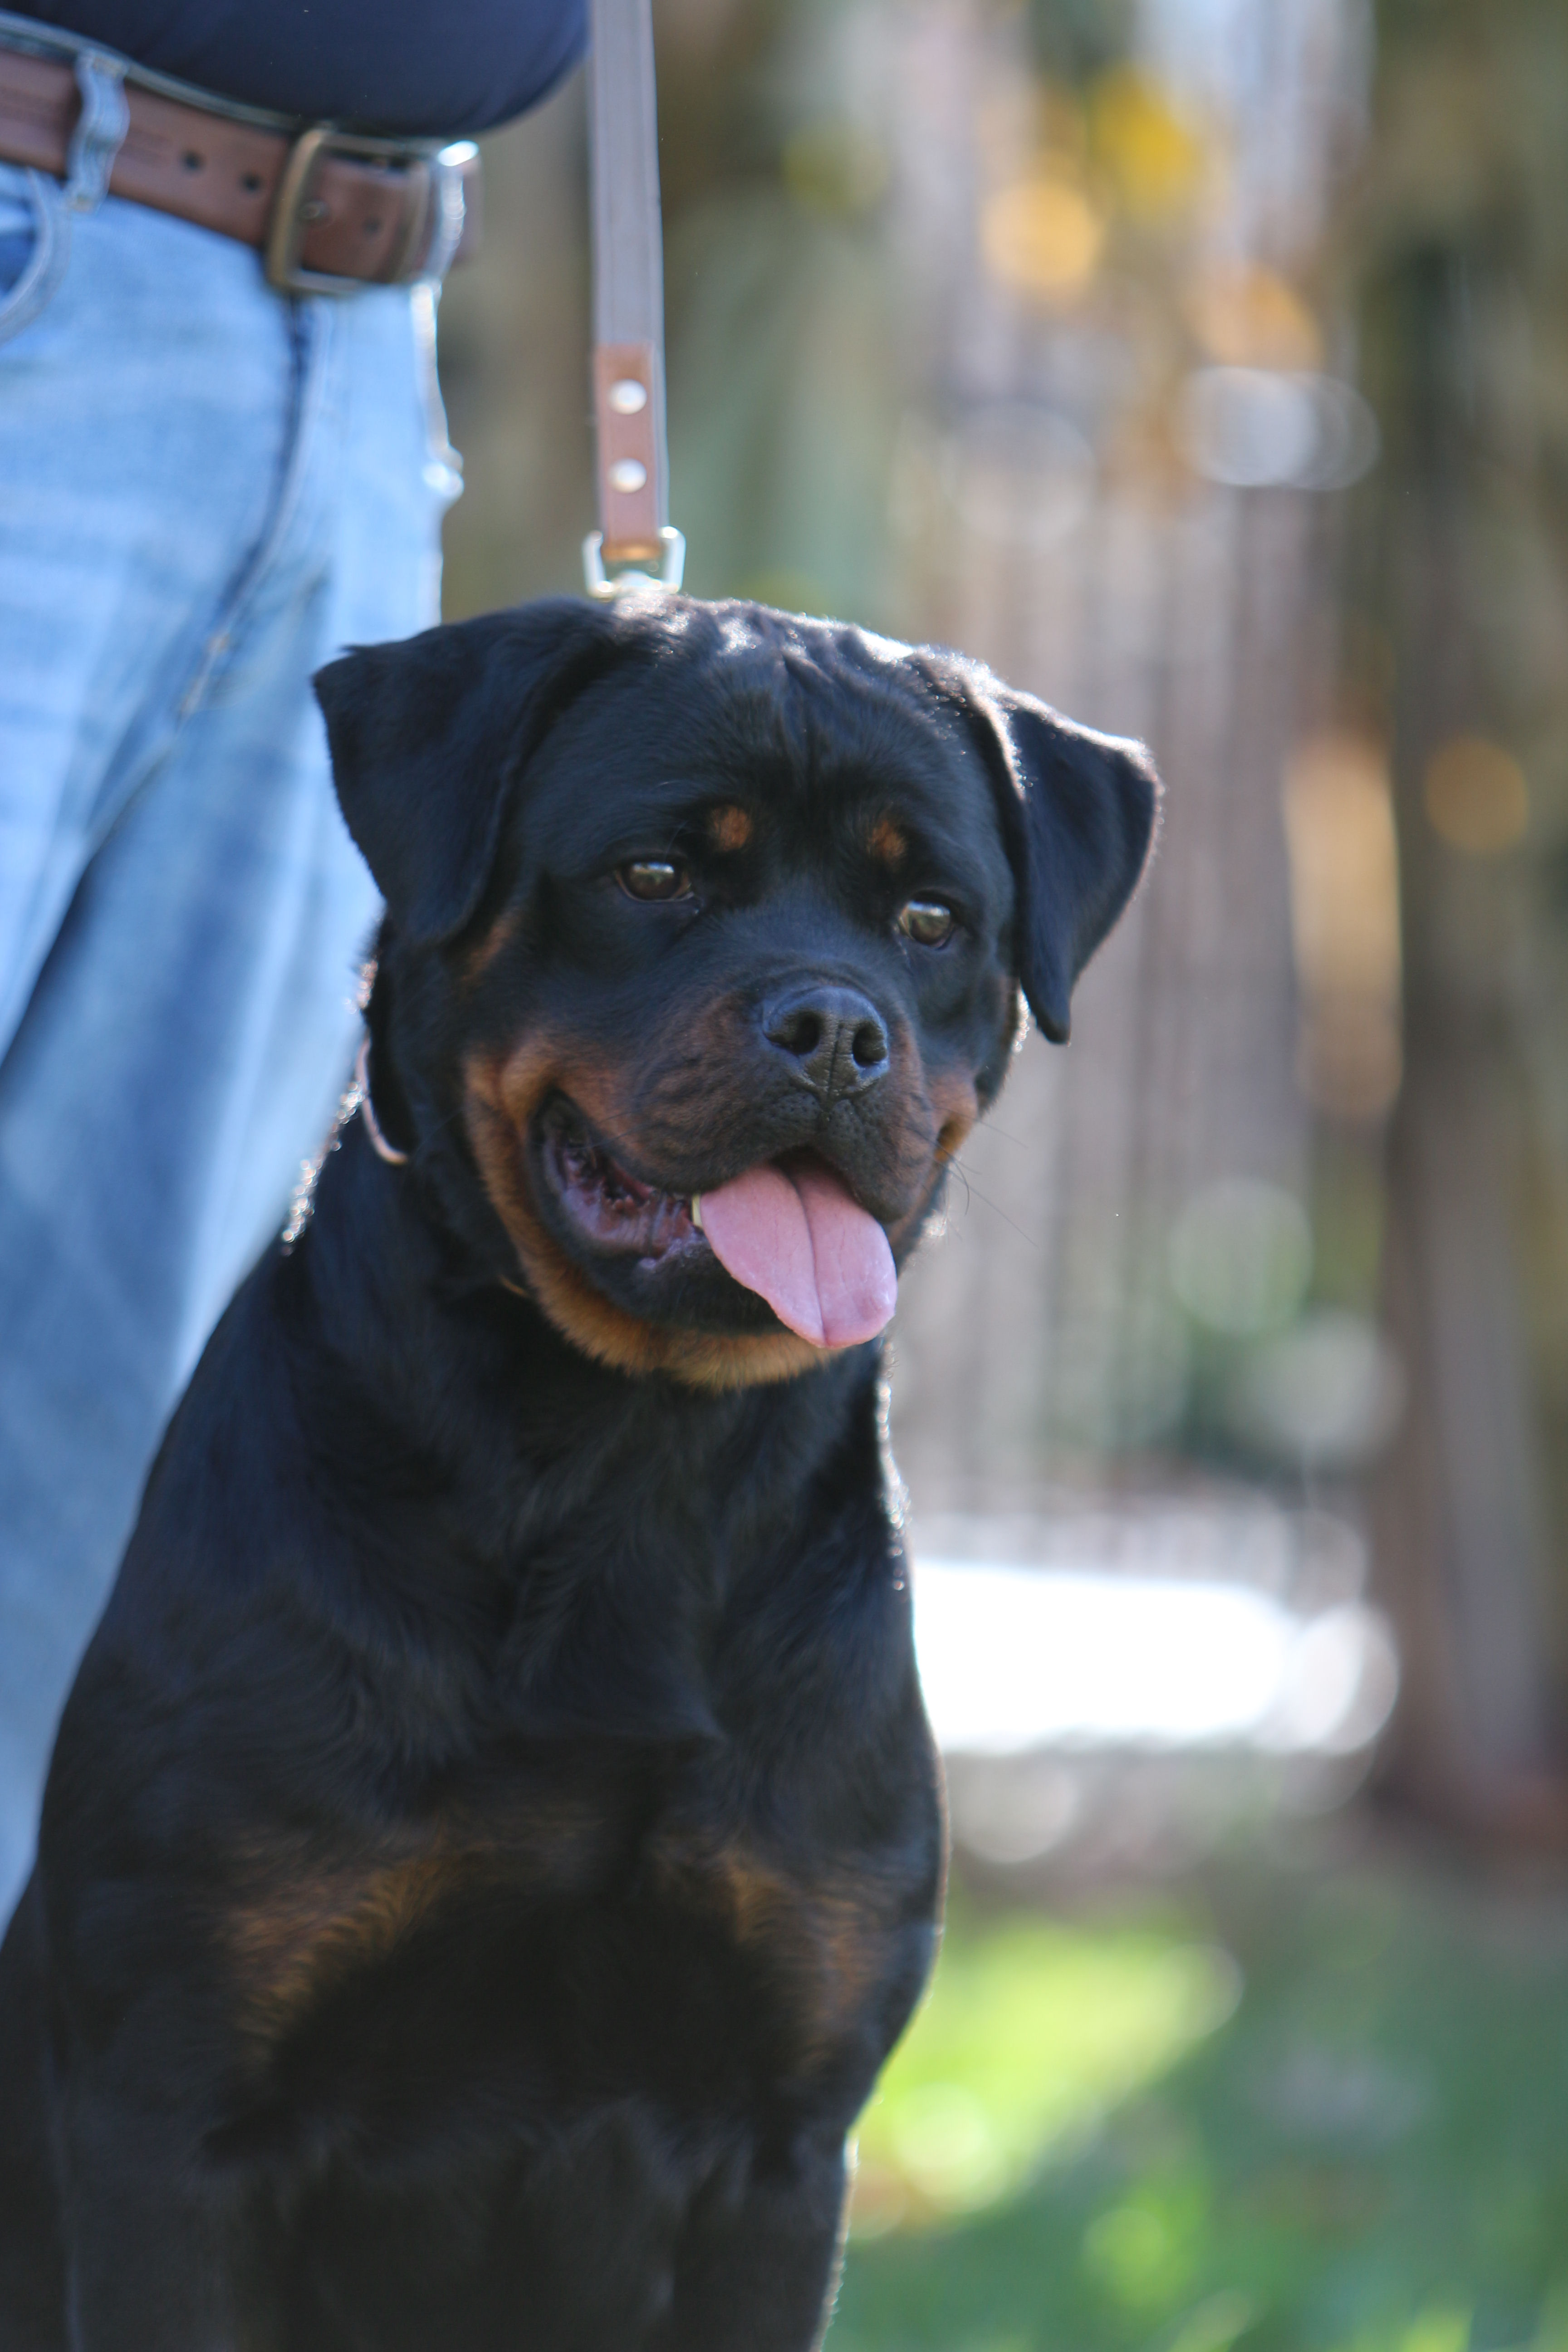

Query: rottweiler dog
[0,593,1156,2351]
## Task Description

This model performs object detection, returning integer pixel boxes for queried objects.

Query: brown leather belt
[0,39,479,291]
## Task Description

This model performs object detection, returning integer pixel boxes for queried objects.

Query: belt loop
[417,145,469,284]
[0,49,130,346]
[64,50,129,215]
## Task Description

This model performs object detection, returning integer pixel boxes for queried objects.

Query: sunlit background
[436,1,1568,2341]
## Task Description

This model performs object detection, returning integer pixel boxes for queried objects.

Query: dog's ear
[314,598,619,947]
[923,661,1160,1043]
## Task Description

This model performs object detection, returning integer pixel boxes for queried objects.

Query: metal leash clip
[583,526,685,599]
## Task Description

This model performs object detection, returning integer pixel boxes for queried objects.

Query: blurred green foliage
[833,1852,1568,2351]
[853,1911,1238,2229]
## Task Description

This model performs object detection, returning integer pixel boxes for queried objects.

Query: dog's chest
[216,1471,938,2151]
[224,1735,931,2119]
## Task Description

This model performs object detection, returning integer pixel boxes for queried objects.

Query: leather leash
[582,0,684,595]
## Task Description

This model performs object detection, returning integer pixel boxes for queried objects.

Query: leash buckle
[265,125,467,295]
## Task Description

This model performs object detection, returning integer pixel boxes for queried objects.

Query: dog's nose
[761,984,890,1101]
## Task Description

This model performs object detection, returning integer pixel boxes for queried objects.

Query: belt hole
[240,172,263,195]
[181,149,204,172]
[363,216,383,234]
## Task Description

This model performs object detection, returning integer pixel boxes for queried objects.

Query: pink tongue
[697,1162,897,1348]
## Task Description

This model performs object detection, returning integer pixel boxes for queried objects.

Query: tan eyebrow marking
[867,813,908,867]
[707,804,753,852]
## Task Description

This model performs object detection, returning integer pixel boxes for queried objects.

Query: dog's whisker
[946,1159,1042,1250]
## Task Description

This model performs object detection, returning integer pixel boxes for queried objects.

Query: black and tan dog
[0,593,1156,2350]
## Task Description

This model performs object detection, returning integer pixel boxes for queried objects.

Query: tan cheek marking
[708,803,753,853]
[460,903,521,988]
[936,1113,975,1164]
[463,1040,825,1392]
[921,1061,980,1161]
[932,1071,979,1167]
[879,1057,981,1254]
[867,813,908,868]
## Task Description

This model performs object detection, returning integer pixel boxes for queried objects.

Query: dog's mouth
[532,1097,897,1349]
[542,1101,702,1263]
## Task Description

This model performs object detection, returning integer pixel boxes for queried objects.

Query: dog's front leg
[649,2129,849,2352]
[59,2099,252,2352]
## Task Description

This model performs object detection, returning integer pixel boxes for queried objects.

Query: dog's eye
[897,898,956,948]
[617,860,691,903]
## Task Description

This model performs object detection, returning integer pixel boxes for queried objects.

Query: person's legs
[0,170,457,1915]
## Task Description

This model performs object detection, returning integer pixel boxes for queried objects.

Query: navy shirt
[12,0,587,135]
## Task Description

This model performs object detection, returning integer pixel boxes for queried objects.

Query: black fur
[0,594,1156,2350]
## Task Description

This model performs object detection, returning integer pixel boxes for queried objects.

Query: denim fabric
[0,160,460,1916]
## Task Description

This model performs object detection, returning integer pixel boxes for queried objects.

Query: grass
[829,1834,1568,2352]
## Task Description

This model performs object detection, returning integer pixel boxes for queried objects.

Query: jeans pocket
[0,165,69,347]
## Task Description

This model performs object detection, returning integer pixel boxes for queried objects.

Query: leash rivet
[609,458,648,493]
[608,378,648,413]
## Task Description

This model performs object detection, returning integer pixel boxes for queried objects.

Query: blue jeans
[0,156,459,1918]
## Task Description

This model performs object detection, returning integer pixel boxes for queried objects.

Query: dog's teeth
[690,1195,704,1231]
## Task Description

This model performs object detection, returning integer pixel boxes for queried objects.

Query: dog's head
[315,594,1157,1389]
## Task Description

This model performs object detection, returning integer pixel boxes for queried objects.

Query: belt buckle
[265,123,431,296]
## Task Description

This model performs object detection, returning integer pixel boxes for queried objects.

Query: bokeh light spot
[1083,2180,1206,2309]
[1088,66,1205,223]
[1225,1308,1406,1473]
[1168,1179,1313,1337]
[941,403,1096,547]
[1186,264,1322,370]
[1283,732,1402,1120]
[980,176,1104,302]
[1423,735,1529,854]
